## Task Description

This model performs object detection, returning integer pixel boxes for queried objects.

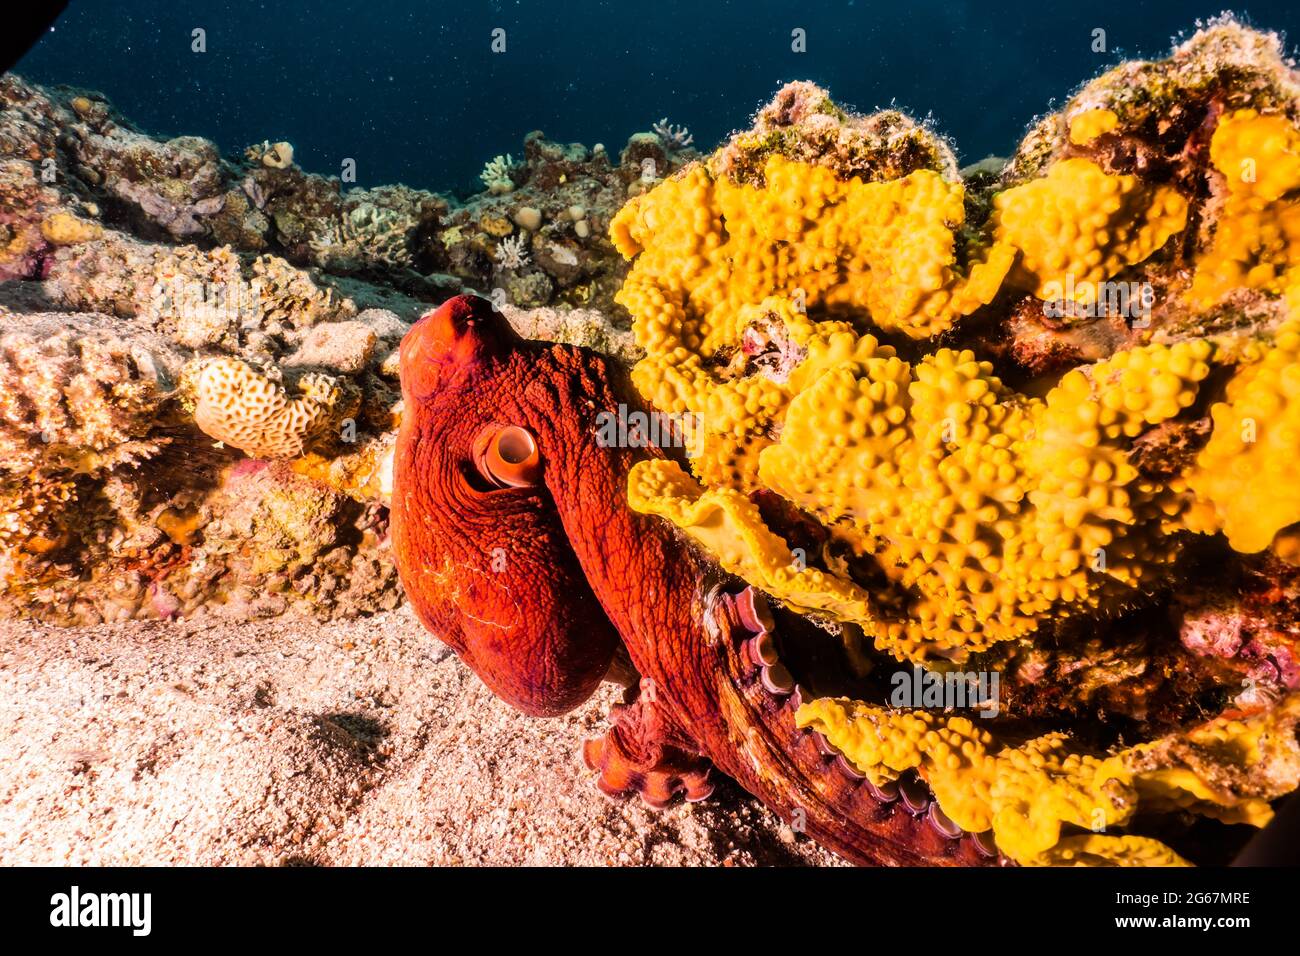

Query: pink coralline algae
[1181,607,1300,692]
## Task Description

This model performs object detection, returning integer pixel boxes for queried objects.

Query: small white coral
[495,233,530,270]
[480,153,517,195]
[246,140,294,169]
[652,117,694,150]
[187,357,356,459]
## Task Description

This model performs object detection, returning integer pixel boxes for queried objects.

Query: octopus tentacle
[582,680,715,808]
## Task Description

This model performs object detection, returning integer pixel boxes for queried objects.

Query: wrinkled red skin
[392,295,991,866]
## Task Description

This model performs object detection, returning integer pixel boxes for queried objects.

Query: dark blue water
[15,2,1300,195]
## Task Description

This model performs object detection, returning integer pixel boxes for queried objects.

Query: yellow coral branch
[795,693,1300,866]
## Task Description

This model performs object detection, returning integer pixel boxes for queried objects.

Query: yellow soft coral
[1190,109,1300,307]
[796,693,1300,866]
[1208,109,1300,203]
[630,335,1214,660]
[617,149,1202,659]
[615,107,1300,658]
[993,158,1188,304]
[1186,317,1300,551]
[629,457,877,623]
[1068,108,1120,145]
[612,155,1013,350]
[610,73,1300,871]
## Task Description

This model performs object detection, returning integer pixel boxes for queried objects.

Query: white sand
[0,607,844,866]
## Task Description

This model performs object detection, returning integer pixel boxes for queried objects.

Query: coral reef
[393,290,1300,868]
[0,72,652,626]
[797,694,1300,865]
[308,195,417,273]
[430,128,698,314]
[9,15,1300,869]
[1186,317,1300,551]
[710,79,959,187]
[247,140,295,170]
[0,72,667,316]
[628,336,1217,661]
[0,310,397,625]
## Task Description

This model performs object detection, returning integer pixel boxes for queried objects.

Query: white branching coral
[479,153,518,195]
[652,117,694,150]
[495,233,530,270]
[308,203,415,272]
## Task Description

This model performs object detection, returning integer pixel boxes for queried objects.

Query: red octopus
[391,294,993,866]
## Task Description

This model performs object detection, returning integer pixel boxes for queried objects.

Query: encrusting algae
[612,21,1300,865]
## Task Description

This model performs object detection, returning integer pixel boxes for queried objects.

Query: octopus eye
[476,424,542,488]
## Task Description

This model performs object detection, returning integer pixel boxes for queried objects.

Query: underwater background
[16,1,1300,195]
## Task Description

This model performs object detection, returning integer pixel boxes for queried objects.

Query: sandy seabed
[0,607,844,866]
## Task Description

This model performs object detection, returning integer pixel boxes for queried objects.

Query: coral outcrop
[616,20,1300,670]
[629,336,1216,660]
[582,17,1300,866]
[798,692,1300,865]
[184,357,359,459]
[1,72,676,318]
